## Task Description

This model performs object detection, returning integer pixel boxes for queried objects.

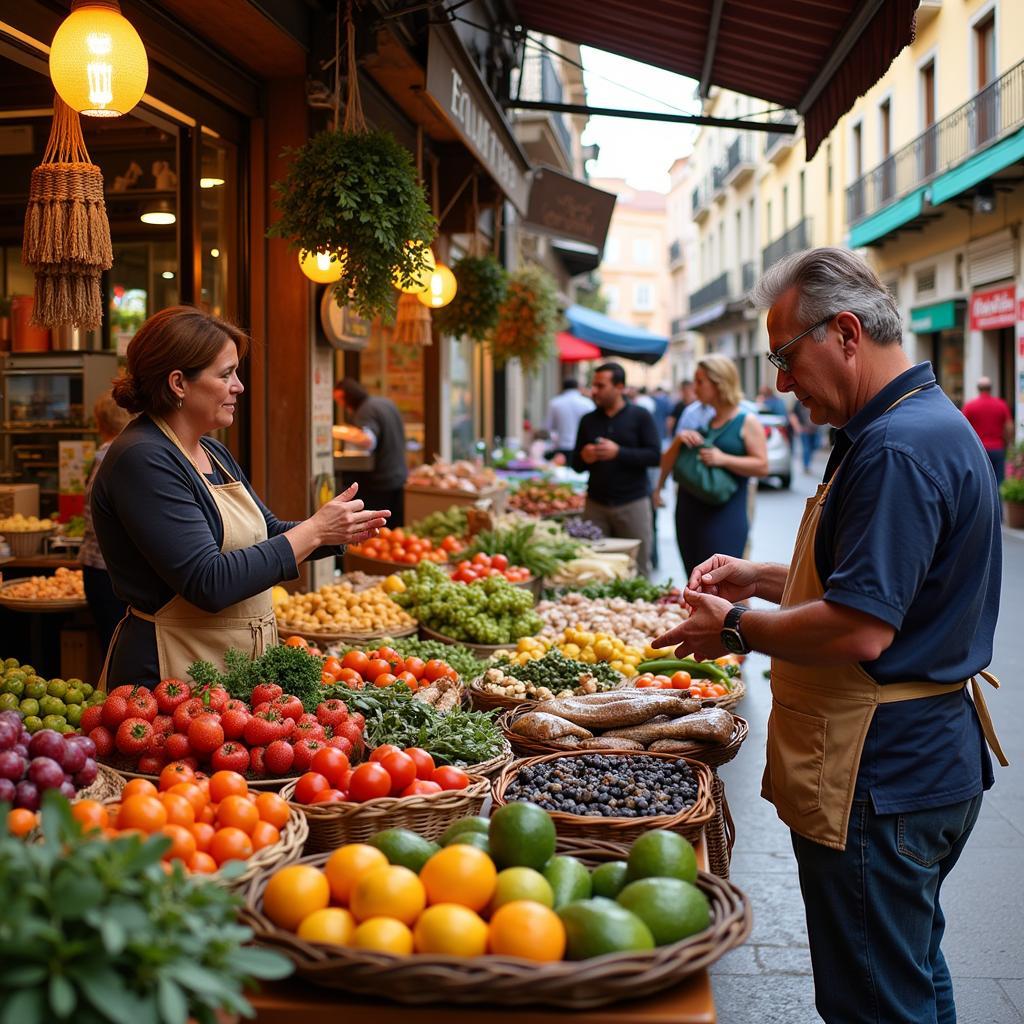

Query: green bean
[635,658,732,684]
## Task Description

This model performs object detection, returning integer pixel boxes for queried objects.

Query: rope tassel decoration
[23,94,113,329]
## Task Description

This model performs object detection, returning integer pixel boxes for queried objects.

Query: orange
[190,821,216,853]
[189,850,218,874]
[119,794,168,834]
[263,864,331,930]
[209,826,253,866]
[488,901,566,961]
[161,824,198,863]
[217,794,259,835]
[296,907,357,946]
[159,762,195,790]
[413,904,488,956]
[209,770,248,803]
[255,792,290,829]
[122,778,158,800]
[349,865,426,925]
[71,799,109,833]
[199,803,216,825]
[166,782,206,816]
[250,820,281,851]
[7,808,37,837]
[324,844,388,905]
[419,845,496,913]
[351,917,414,955]
[160,792,196,828]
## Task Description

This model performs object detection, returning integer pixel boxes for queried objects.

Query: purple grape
[19,730,31,745]
[0,710,21,731]
[60,741,87,774]
[0,721,18,751]
[14,779,39,811]
[0,750,26,782]
[73,758,98,788]
[0,778,15,803]
[67,735,96,760]
[59,779,77,800]
[28,730,64,761]
[28,756,65,791]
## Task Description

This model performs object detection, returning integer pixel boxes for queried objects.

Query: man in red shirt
[962,377,1014,482]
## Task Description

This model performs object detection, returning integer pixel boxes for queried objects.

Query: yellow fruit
[382,574,406,594]
[262,865,330,931]
[488,901,566,961]
[351,917,414,955]
[296,907,357,946]
[349,865,426,925]
[324,844,389,905]
[271,585,289,606]
[419,844,497,912]
[413,903,489,956]
[491,867,554,910]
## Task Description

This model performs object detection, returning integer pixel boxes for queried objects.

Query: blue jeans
[791,794,983,1024]
[800,430,820,471]
[986,448,1005,484]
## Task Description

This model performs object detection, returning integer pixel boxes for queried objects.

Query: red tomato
[322,657,343,677]
[370,744,402,764]
[490,553,509,571]
[471,552,492,568]
[337,668,364,688]
[310,747,350,787]
[342,651,370,676]
[401,780,442,797]
[373,672,398,689]
[310,789,346,803]
[635,678,657,688]
[397,671,419,690]
[431,766,470,791]
[365,658,391,682]
[456,560,472,571]
[348,763,393,802]
[293,771,330,804]
[404,747,435,780]
[321,670,337,686]
[403,657,426,679]
[441,536,460,553]
[381,751,417,794]
[422,660,449,682]
[670,671,692,690]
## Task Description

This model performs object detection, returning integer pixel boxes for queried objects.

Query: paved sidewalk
[652,460,1024,1023]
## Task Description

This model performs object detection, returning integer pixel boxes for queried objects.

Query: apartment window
[718,222,725,273]
[975,11,996,144]
[920,59,937,176]
[852,122,863,178]
[799,170,806,220]
[634,283,654,311]
[633,237,654,265]
[748,198,756,254]
[605,284,620,312]
[879,98,893,199]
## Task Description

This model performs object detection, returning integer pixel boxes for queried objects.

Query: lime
[3,658,19,670]
[557,900,655,959]
[368,829,440,873]
[22,716,43,733]
[46,679,68,699]
[439,816,490,846]
[81,683,94,698]
[42,715,66,732]
[2,676,23,698]
[65,704,83,727]
[617,877,711,945]
[626,830,697,884]
[66,678,84,690]
[489,802,556,870]
[491,867,554,910]
[446,831,490,854]
[543,856,592,908]
[39,696,65,718]
[19,698,40,717]
[20,665,36,678]
[0,693,17,712]
[590,860,629,899]
[64,689,84,706]
[25,680,46,700]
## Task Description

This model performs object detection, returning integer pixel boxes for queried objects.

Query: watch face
[721,628,745,655]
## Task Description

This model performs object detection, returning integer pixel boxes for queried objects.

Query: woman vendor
[91,306,390,688]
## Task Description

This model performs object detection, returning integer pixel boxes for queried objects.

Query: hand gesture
[312,483,390,546]
[652,588,732,661]
[594,438,620,461]
[698,445,724,467]
[581,443,600,465]
[687,553,758,602]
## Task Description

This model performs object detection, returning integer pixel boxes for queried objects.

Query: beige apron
[761,386,1008,851]
[99,416,277,687]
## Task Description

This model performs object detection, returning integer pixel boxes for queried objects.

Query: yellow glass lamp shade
[49,3,149,118]
[299,249,345,283]
[416,263,457,308]
[392,242,436,293]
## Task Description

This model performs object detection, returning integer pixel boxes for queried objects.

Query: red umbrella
[557,331,601,362]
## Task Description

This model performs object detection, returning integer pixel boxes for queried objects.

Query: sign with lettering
[426,25,532,213]
[524,166,616,250]
[969,285,1016,330]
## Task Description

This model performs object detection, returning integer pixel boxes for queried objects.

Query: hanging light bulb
[49,2,148,118]
[416,263,457,308]
[298,248,345,283]
[392,241,436,293]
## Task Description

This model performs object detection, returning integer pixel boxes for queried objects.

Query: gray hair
[751,247,903,346]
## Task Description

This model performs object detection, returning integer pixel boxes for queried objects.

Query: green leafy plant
[269,128,436,321]
[464,523,580,579]
[188,643,326,712]
[434,254,508,341]
[490,264,561,372]
[1002,443,1024,503]
[0,793,291,1024]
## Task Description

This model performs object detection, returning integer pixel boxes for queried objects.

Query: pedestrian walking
[571,363,661,574]
[653,355,767,576]
[789,397,820,472]
[962,376,1014,482]
[666,379,697,435]
[653,247,1007,1024]
[545,377,595,461]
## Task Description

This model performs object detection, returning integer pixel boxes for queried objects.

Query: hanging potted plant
[1000,443,1024,528]
[490,264,561,372]
[434,254,508,341]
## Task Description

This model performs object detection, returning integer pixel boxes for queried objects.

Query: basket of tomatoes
[448,552,541,598]
[346,528,463,575]
[630,657,745,711]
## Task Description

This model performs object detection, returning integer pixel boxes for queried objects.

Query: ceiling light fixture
[140,198,175,225]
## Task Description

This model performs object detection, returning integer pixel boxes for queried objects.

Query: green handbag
[672,415,744,506]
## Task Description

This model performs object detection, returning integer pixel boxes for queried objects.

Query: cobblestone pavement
[652,455,1024,1023]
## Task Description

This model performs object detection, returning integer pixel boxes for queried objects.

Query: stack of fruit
[0,659,104,733]
[0,568,84,601]
[495,631,645,679]
[348,527,458,566]
[319,646,458,692]
[449,552,531,585]
[257,802,711,960]
[274,580,416,637]
[0,513,53,533]
[508,481,585,517]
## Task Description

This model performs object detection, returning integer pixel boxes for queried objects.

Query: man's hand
[688,554,759,602]
[593,438,620,461]
[581,443,599,464]
[698,445,725,467]
[652,588,732,660]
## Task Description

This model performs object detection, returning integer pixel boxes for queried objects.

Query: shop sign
[524,167,616,250]
[426,25,531,213]
[969,285,1016,331]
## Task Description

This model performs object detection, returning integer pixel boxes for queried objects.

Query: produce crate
[403,483,507,524]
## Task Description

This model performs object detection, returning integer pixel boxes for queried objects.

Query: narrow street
[654,456,1024,1024]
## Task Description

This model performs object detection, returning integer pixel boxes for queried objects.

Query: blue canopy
[565,304,668,365]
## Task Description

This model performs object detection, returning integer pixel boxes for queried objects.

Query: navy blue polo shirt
[816,362,999,814]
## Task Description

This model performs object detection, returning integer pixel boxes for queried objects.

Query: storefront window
[200,139,238,318]
[449,334,475,459]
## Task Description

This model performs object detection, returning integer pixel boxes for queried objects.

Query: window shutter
[967,229,1017,287]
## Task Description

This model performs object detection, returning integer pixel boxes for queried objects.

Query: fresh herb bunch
[188,643,324,712]
[0,793,291,1024]
[578,578,673,602]
[491,265,561,371]
[407,506,469,545]
[268,128,436,321]
[496,648,620,689]
[464,523,579,579]
[434,254,508,341]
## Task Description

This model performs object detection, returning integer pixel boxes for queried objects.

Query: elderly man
[654,248,1006,1024]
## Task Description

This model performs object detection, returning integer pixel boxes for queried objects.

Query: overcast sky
[580,47,701,194]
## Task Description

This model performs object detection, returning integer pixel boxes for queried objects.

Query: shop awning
[509,0,919,159]
[557,332,603,362]
[909,300,965,334]
[566,305,669,365]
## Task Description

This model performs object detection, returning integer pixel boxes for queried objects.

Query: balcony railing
[762,218,812,271]
[765,113,799,158]
[722,136,757,186]
[846,58,1024,225]
[689,272,731,313]
[741,261,756,293]
[668,239,683,264]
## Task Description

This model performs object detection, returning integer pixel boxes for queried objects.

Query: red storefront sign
[970,286,1016,330]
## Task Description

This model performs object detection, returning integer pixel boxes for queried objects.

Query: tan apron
[99,416,277,687]
[761,386,1008,850]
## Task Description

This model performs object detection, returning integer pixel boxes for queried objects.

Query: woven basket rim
[277,622,418,643]
[418,624,515,657]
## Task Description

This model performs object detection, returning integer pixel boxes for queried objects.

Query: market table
[251,839,718,1023]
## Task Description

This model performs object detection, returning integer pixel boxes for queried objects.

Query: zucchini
[635,658,732,685]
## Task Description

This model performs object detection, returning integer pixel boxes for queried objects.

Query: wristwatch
[720,605,750,655]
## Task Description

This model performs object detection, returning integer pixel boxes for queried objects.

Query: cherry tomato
[293,772,330,804]
[342,651,370,676]
[431,766,470,791]
[370,744,402,764]
[373,672,398,689]
[404,747,435,780]
[365,658,391,681]
[490,553,509,571]
[310,788,346,803]
[401,780,442,797]
[381,751,417,794]
[348,763,393,802]
[337,668,364,688]
[403,657,426,679]
[670,671,692,690]
[397,671,419,690]
[322,657,343,677]
[310,747,350,787]
[423,660,449,682]
[471,552,492,568]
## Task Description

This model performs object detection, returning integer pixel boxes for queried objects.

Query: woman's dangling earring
[177,397,183,409]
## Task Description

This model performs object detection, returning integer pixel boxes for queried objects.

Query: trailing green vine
[491,264,561,371]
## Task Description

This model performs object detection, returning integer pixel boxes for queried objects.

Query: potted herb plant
[490,265,561,373]
[1000,443,1024,528]
[434,254,508,341]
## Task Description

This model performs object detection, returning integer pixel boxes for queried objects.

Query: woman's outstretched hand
[313,483,390,546]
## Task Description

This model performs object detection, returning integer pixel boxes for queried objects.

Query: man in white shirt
[546,378,595,460]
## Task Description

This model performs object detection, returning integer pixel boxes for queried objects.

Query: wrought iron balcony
[689,271,731,313]
[846,58,1024,225]
[762,218,812,271]
[722,136,757,187]
[764,113,799,162]
[668,239,683,265]
[692,183,711,222]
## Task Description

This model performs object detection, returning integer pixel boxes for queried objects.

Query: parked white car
[757,412,793,489]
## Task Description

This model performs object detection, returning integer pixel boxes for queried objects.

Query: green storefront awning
[930,126,1024,206]
[848,188,927,248]
[909,299,965,333]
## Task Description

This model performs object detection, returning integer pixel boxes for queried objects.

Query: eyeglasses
[767,314,836,373]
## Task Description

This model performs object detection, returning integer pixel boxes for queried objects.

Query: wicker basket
[492,751,716,846]
[277,622,418,645]
[712,673,746,711]
[279,773,489,853]
[460,735,514,779]
[4,528,54,557]
[418,624,513,660]
[467,678,536,714]
[343,550,417,577]
[104,762,297,793]
[76,762,125,802]
[239,841,751,1008]
[705,771,736,880]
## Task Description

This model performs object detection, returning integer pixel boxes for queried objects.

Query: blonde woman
[654,355,768,575]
